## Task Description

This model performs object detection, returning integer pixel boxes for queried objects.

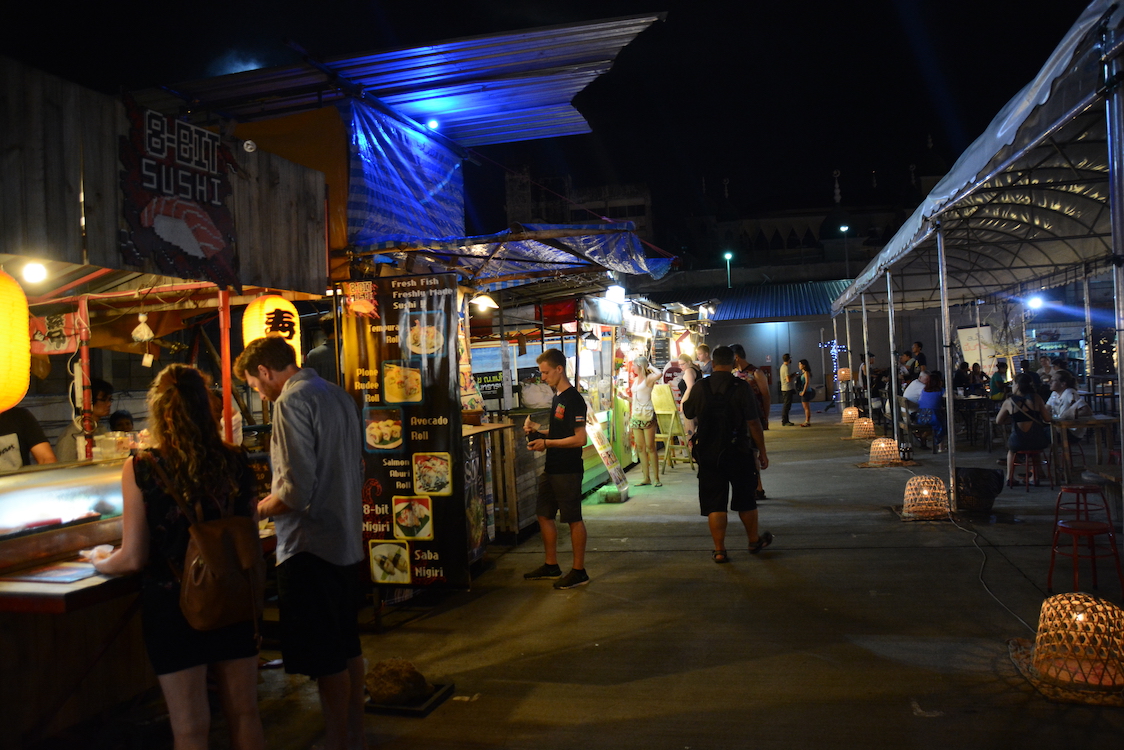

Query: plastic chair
[1047,484,1124,594]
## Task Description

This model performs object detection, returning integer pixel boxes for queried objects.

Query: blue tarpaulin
[344,100,465,247]
[363,222,672,288]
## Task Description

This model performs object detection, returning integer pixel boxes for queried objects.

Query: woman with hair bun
[95,364,265,750]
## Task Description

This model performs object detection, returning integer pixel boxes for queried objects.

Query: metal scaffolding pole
[887,272,900,445]
[936,223,958,511]
[861,294,873,416]
[1104,39,1124,470]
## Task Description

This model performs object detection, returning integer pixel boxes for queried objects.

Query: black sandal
[750,532,774,554]
[712,550,730,564]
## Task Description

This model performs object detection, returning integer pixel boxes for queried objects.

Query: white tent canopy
[834,0,1119,314]
[829,0,1124,509]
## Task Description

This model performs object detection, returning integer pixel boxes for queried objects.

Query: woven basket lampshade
[842,406,859,424]
[851,417,875,439]
[242,295,302,364]
[838,367,852,382]
[869,437,897,465]
[0,269,30,412]
[1032,593,1124,689]
[902,475,949,518]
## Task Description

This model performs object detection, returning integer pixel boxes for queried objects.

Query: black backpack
[692,377,754,469]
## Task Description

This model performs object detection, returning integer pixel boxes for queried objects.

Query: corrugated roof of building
[130,13,664,147]
[643,280,852,321]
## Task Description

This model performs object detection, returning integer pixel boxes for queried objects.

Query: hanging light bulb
[471,292,499,310]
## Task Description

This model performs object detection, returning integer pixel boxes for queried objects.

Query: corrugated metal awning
[129,13,664,147]
[645,281,851,322]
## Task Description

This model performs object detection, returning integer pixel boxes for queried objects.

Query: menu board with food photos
[339,274,469,589]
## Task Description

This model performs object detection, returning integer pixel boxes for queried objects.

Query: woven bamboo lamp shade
[842,406,859,424]
[869,437,897,465]
[0,269,30,412]
[838,367,852,382]
[902,476,949,518]
[1033,593,1124,689]
[851,417,875,439]
[242,295,302,364]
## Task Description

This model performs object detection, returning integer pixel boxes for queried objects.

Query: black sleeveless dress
[134,449,259,675]
[1006,395,1050,452]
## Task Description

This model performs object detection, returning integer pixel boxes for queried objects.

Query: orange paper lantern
[242,295,302,364]
[0,270,30,412]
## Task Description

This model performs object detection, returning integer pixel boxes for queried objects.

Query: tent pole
[936,222,957,511]
[975,301,984,375]
[218,289,233,444]
[844,309,853,406]
[1083,269,1094,395]
[887,272,900,446]
[861,294,872,417]
[831,316,838,405]
[1104,43,1124,461]
[498,303,513,415]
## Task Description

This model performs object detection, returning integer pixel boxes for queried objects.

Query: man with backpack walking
[682,346,774,563]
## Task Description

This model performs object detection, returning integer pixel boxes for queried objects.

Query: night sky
[4,0,1093,264]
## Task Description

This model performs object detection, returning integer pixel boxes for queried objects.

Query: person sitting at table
[968,363,988,395]
[902,371,928,413]
[916,370,947,450]
[1047,369,1091,421]
[996,373,1052,487]
[990,361,1011,401]
[952,362,971,391]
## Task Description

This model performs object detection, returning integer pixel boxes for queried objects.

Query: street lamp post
[840,224,850,278]
[724,252,733,289]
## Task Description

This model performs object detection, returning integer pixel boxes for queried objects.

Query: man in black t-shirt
[523,348,590,590]
[0,407,56,473]
[682,346,773,563]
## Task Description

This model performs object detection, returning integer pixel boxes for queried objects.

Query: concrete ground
[59,403,1124,749]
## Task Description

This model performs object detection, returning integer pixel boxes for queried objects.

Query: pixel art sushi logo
[119,96,239,290]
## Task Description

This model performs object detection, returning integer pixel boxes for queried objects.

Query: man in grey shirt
[235,335,368,750]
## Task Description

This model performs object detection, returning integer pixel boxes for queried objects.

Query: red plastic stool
[1011,450,1052,492]
[1047,485,1124,594]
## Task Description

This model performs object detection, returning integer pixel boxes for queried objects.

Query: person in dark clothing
[0,407,55,472]
[523,348,590,589]
[682,346,773,563]
[304,313,340,384]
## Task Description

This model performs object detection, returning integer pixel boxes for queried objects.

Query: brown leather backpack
[147,455,265,633]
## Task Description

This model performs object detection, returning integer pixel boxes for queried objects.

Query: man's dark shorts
[536,472,584,523]
[276,551,363,678]
[697,460,758,515]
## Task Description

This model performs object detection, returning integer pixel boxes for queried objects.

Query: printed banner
[584,395,629,499]
[340,274,468,589]
[30,314,81,355]
[119,96,239,290]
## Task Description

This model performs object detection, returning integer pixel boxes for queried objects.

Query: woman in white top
[629,356,673,486]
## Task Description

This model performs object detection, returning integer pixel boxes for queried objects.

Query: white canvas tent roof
[833,0,1121,313]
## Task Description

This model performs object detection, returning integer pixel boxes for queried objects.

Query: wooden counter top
[0,565,139,614]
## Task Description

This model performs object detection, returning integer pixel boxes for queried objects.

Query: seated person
[0,407,56,472]
[1047,369,1091,441]
[109,410,134,432]
[952,362,971,391]
[902,371,929,414]
[55,378,114,462]
[989,361,1011,401]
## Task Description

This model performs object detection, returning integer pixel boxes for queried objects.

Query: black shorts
[276,552,363,678]
[536,472,584,524]
[697,460,758,515]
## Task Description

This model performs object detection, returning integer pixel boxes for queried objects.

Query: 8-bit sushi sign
[119,97,240,290]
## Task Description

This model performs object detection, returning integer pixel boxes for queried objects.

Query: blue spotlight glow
[426,119,439,130]
[1027,296,1044,309]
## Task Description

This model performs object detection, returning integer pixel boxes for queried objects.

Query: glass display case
[0,459,124,538]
